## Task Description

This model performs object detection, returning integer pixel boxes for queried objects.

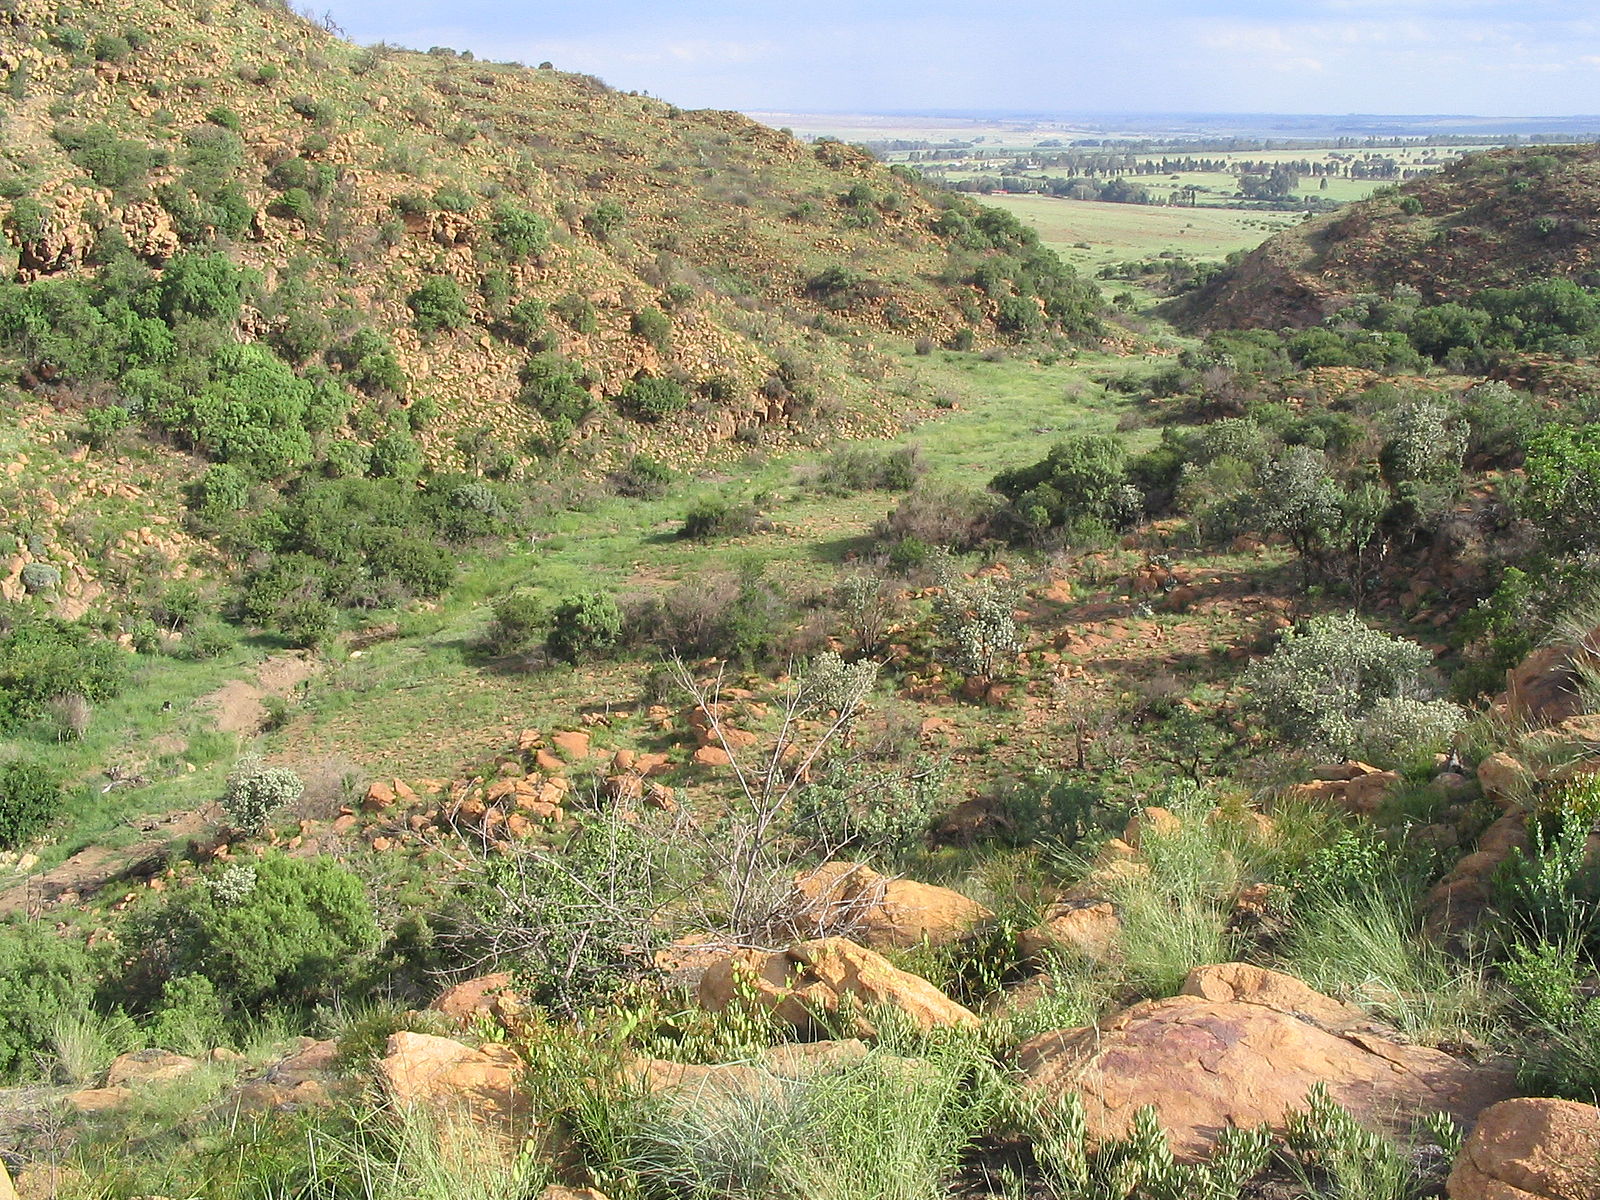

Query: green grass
[974,193,1301,271]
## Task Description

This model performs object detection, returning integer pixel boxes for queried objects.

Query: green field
[975,192,1301,269]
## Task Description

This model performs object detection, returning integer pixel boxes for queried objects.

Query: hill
[0,0,1102,614]
[1175,142,1600,330]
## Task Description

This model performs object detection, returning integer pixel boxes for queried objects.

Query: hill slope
[1176,142,1600,330]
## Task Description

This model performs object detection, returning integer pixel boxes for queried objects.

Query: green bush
[489,201,550,259]
[546,591,622,663]
[629,305,671,350]
[51,124,152,198]
[0,617,127,732]
[407,276,469,333]
[518,353,593,423]
[0,757,63,849]
[0,921,94,1082]
[791,754,945,861]
[90,32,132,62]
[553,292,598,333]
[484,588,546,657]
[681,496,760,540]
[619,375,688,422]
[612,454,673,499]
[1243,612,1463,764]
[582,199,626,240]
[136,853,379,1012]
[991,434,1137,538]
[220,756,303,834]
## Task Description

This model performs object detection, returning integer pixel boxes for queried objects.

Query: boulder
[539,1189,608,1200]
[1478,753,1532,809]
[630,1039,872,1106]
[790,862,993,949]
[376,1032,527,1142]
[551,731,591,760]
[430,972,521,1029]
[64,1086,132,1113]
[1423,814,1530,940]
[1505,627,1600,726]
[1017,900,1122,964]
[1343,769,1401,814]
[698,937,979,1036]
[1017,977,1511,1161]
[1448,1097,1600,1200]
[105,1048,201,1088]
[1121,806,1181,848]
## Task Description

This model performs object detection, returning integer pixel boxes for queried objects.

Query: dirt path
[195,650,321,735]
[0,808,212,917]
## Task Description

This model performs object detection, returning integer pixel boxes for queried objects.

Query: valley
[1,3,1599,1199]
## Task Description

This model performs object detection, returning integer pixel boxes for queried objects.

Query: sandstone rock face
[377,1032,526,1144]
[1017,900,1122,963]
[1448,1097,1600,1200]
[698,937,979,1035]
[1017,974,1511,1161]
[430,972,521,1029]
[790,862,992,949]
[1177,963,1364,1028]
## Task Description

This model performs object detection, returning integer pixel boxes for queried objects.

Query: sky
[321,1,1600,118]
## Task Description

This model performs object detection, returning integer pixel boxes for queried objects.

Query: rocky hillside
[1176,142,1600,330]
[0,0,1099,469]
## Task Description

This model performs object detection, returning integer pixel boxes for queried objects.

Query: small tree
[1522,424,1600,554]
[932,562,1021,684]
[221,756,304,835]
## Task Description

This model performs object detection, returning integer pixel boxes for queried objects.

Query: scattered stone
[1448,1097,1600,1200]
[692,746,731,767]
[1121,806,1180,848]
[1343,769,1401,814]
[698,937,979,1036]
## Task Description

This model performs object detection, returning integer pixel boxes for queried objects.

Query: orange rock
[1448,1097,1600,1200]
[552,730,591,760]
[693,746,731,767]
[364,781,396,811]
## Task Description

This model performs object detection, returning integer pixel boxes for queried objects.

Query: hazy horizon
[322,1,1600,120]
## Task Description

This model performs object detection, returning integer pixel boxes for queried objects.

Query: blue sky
[324,1,1600,117]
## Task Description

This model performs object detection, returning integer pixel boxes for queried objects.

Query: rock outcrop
[698,936,979,1035]
[1017,964,1511,1161]
[1448,1097,1600,1200]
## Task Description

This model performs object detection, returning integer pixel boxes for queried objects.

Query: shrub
[136,853,378,1012]
[90,32,131,63]
[817,445,923,494]
[484,588,546,657]
[553,292,599,333]
[51,124,152,198]
[629,305,671,350]
[407,276,469,333]
[0,921,94,1082]
[0,757,63,849]
[20,561,60,594]
[546,591,622,662]
[582,199,626,240]
[1522,424,1600,554]
[1243,612,1463,764]
[489,201,549,259]
[991,434,1137,538]
[880,483,996,553]
[0,617,127,732]
[518,353,592,423]
[274,597,337,649]
[618,375,688,422]
[790,754,944,861]
[456,809,663,1014]
[933,567,1022,682]
[221,755,304,835]
[681,496,760,540]
[612,454,673,499]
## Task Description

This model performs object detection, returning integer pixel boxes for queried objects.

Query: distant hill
[1175,143,1600,331]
